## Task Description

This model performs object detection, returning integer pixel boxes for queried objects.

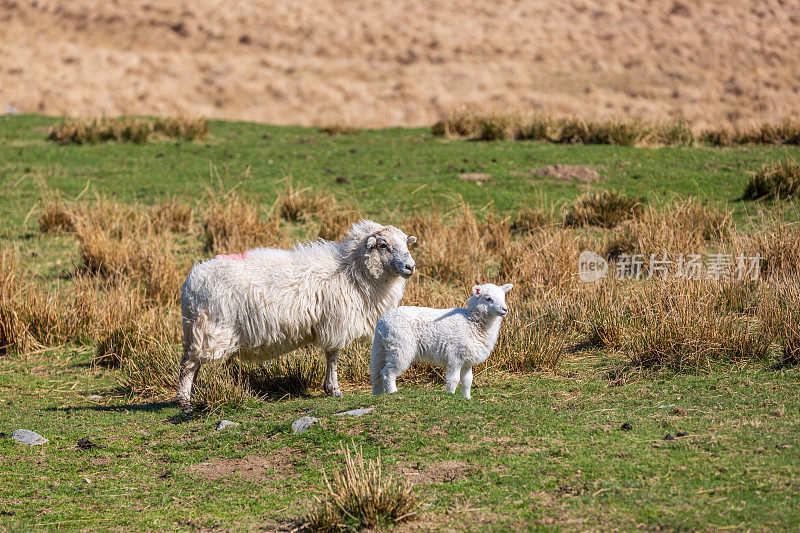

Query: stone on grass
[87,395,103,401]
[333,406,376,417]
[292,416,319,434]
[216,420,239,431]
[620,423,633,431]
[12,429,48,446]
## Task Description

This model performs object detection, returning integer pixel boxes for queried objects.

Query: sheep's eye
[486,297,493,302]
[379,243,388,250]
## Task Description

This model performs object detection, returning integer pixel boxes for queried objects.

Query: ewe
[177,220,417,411]
[371,282,512,399]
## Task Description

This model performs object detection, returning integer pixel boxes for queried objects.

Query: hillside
[1,0,799,127]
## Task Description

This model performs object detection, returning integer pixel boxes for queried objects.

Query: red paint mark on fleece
[216,251,247,261]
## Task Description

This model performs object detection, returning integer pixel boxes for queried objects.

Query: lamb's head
[468,283,513,317]
[347,220,416,279]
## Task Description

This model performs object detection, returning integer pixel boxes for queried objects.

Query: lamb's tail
[370,337,386,395]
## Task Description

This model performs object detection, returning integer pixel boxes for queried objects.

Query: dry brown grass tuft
[564,190,644,229]
[742,159,800,200]
[433,111,695,146]
[39,197,77,233]
[47,117,208,144]
[203,190,278,254]
[305,442,420,532]
[604,199,731,260]
[152,117,210,141]
[701,120,800,146]
[274,185,334,222]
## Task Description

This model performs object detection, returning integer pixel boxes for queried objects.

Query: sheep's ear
[407,235,417,246]
[501,283,513,293]
[366,235,377,249]
[472,285,481,296]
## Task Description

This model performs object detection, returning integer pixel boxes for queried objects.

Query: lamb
[370,282,513,399]
[176,220,417,412]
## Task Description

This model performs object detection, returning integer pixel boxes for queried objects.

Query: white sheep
[176,220,417,411]
[370,282,513,399]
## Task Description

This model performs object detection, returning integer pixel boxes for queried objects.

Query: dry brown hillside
[1,0,799,127]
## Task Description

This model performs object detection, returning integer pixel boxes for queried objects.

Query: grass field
[1,115,800,531]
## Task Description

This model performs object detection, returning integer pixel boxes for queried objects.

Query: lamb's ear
[472,285,481,296]
[407,235,417,246]
[501,283,513,293]
[366,235,377,249]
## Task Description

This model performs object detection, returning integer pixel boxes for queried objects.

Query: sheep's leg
[323,349,343,397]
[176,353,202,413]
[382,369,398,394]
[444,365,460,394]
[460,365,474,399]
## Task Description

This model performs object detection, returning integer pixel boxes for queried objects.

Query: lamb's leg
[444,365,460,394]
[324,349,343,397]
[176,352,202,413]
[460,365,474,399]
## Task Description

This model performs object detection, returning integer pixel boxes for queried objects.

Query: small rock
[77,437,102,450]
[0,432,7,438]
[292,416,319,434]
[3,104,21,115]
[777,443,791,449]
[658,404,676,409]
[83,477,91,484]
[216,420,239,431]
[334,407,376,417]
[11,429,47,446]
[87,395,103,401]
[620,423,633,431]
[0,510,15,516]
[676,432,689,438]
[664,433,675,441]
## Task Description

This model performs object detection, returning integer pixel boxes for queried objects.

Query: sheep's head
[468,283,513,317]
[364,225,417,279]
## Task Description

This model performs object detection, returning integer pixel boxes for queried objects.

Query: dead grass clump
[742,159,800,200]
[47,116,209,144]
[304,443,419,532]
[701,120,800,146]
[620,282,779,371]
[150,199,194,232]
[74,217,184,303]
[564,190,644,228]
[47,117,152,144]
[604,199,731,260]
[203,191,278,253]
[0,251,64,353]
[434,112,693,146]
[432,109,482,138]
[39,197,77,233]
[555,117,648,146]
[510,207,554,234]
[274,185,334,222]
[152,117,209,141]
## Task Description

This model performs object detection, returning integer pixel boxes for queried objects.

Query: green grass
[1,115,800,531]
[1,348,799,530]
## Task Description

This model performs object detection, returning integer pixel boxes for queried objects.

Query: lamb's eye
[379,243,388,250]
[486,297,493,302]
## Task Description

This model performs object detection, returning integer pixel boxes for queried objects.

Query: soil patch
[187,450,298,481]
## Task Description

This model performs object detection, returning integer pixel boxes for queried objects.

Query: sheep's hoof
[176,397,194,414]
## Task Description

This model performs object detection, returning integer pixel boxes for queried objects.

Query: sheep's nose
[405,263,415,273]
